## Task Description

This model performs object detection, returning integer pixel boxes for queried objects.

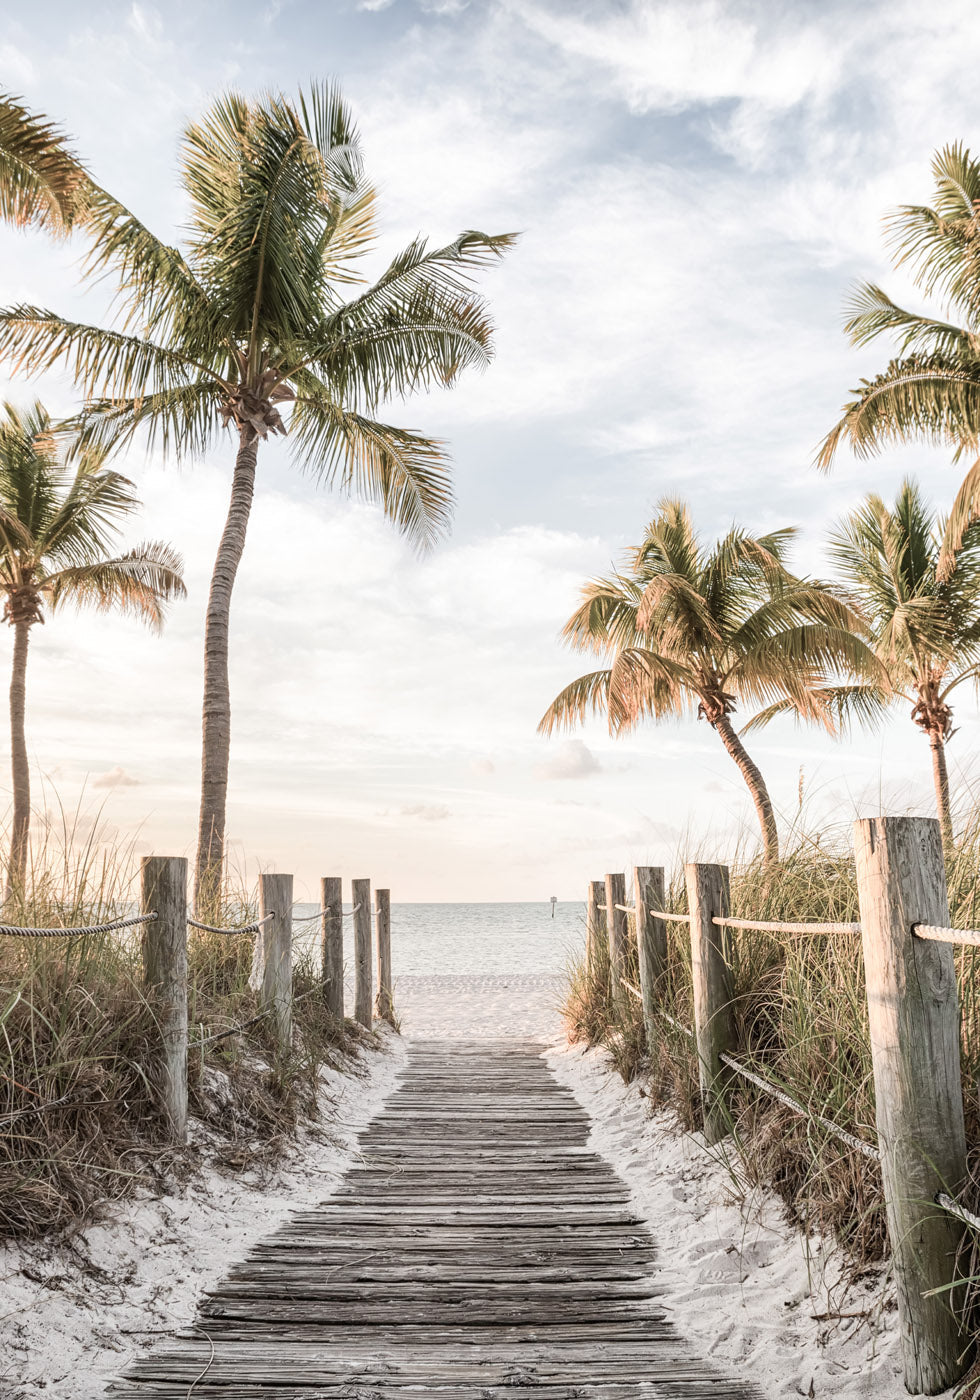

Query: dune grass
[562,812,980,1280]
[0,812,376,1240]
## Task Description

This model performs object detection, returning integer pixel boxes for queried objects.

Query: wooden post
[853,816,971,1395]
[634,865,666,1050]
[685,862,735,1145]
[320,875,344,1021]
[604,872,628,1019]
[140,856,188,1141]
[375,888,394,1023]
[352,878,373,1028]
[257,873,293,1049]
[586,880,606,985]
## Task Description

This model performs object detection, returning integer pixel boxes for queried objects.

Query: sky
[1,0,980,901]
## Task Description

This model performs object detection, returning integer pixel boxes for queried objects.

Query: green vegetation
[0,82,513,913]
[540,498,875,863]
[0,402,184,894]
[0,812,376,1239]
[563,811,980,1272]
[826,481,980,846]
[819,143,980,577]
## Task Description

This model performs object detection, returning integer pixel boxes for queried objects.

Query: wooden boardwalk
[110,1041,759,1397]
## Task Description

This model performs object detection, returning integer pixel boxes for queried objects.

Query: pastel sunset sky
[2,0,979,899]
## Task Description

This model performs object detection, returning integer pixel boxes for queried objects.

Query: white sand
[0,1033,405,1399]
[3,976,931,1398]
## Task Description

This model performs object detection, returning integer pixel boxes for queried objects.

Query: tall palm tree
[828,479,980,846]
[0,402,185,894]
[539,499,872,863]
[0,92,89,233]
[818,143,980,574]
[0,82,514,911]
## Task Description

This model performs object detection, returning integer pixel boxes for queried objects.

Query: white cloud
[92,766,140,789]
[400,803,452,821]
[534,740,602,781]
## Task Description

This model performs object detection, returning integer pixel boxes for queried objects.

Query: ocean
[291,901,587,977]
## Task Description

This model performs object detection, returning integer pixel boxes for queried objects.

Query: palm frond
[0,92,89,232]
[290,373,454,550]
[817,355,980,469]
[44,541,186,631]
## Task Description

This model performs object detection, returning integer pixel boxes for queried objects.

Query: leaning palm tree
[0,402,185,894]
[828,479,980,846]
[0,82,513,911]
[818,143,980,573]
[539,500,873,864]
[0,92,89,233]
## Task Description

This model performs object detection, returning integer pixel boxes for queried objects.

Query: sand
[3,974,926,1398]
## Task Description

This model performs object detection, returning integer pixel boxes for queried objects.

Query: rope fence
[588,823,980,1393]
[712,916,861,936]
[717,1051,880,1161]
[914,922,980,948]
[936,1192,980,1234]
[0,912,158,938]
[186,912,274,935]
[290,902,362,925]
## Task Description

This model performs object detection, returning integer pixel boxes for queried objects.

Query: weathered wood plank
[112,1039,760,1399]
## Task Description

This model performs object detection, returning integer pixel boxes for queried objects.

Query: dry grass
[0,813,380,1240]
[562,813,980,1278]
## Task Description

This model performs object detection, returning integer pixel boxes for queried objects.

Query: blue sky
[1,0,980,899]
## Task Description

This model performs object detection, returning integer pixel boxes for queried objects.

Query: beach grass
[562,809,980,1283]
[0,809,375,1240]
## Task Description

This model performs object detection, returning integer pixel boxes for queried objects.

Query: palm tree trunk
[7,618,31,898]
[711,713,779,863]
[194,431,259,915]
[929,730,954,850]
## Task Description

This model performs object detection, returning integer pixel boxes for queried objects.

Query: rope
[0,912,157,938]
[290,902,362,925]
[718,1051,879,1161]
[615,903,636,914]
[622,978,643,1001]
[187,912,274,935]
[713,916,861,936]
[663,1010,694,1038]
[915,923,980,948]
[650,909,691,924]
[937,1192,980,1233]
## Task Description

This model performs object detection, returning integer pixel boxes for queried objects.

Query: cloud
[534,740,601,781]
[400,803,451,821]
[92,766,140,789]
[471,758,496,775]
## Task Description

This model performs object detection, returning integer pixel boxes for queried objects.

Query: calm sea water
[292,901,587,977]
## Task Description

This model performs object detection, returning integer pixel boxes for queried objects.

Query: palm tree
[0,402,185,894]
[539,499,872,863]
[818,143,980,574]
[0,82,514,911]
[0,92,88,233]
[828,479,980,846]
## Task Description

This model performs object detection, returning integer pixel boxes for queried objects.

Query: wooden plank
[114,1039,761,1398]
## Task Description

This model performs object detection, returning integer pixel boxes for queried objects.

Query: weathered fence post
[140,856,188,1141]
[257,873,293,1049]
[604,872,628,1018]
[634,865,666,1050]
[375,888,394,1023]
[352,878,373,1028]
[853,816,971,1395]
[685,862,735,1145]
[586,879,606,987]
[320,875,344,1020]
